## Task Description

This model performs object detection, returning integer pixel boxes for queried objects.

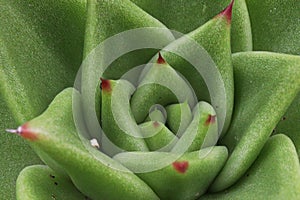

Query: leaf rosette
[1,0,300,199]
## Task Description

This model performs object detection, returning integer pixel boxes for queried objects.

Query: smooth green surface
[16,165,87,200]
[246,0,300,55]
[202,134,300,199]
[212,52,300,192]
[0,1,86,198]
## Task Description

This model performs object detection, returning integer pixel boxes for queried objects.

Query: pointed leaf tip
[6,124,38,141]
[100,78,112,92]
[157,52,166,64]
[220,0,234,22]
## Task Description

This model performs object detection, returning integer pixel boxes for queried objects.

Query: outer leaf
[0,0,86,198]
[131,0,252,52]
[202,134,300,199]
[274,93,300,158]
[246,0,300,55]
[16,165,87,200]
[16,88,159,200]
[211,52,300,192]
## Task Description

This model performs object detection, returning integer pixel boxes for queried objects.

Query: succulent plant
[1,0,300,199]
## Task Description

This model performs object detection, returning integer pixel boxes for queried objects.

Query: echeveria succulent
[1,0,300,199]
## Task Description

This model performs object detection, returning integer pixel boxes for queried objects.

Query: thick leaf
[161,5,234,135]
[15,88,158,200]
[246,0,300,55]
[16,165,87,200]
[114,147,228,200]
[0,0,86,198]
[274,93,300,158]
[131,0,252,52]
[231,0,252,52]
[81,0,174,139]
[211,52,300,192]
[202,134,300,199]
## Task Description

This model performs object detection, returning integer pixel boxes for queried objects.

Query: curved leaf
[202,134,300,199]
[211,52,300,192]
[0,0,86,198]
[16,165,87,200]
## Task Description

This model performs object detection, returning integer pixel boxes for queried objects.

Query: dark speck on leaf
[49,174,55,179]
[54,182,58,186]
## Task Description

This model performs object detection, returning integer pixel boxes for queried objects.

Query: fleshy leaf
[101,79,149,152]
[12,88,159,200]
[166,102,192,136]
[16,165,87,200]
[160,3,234,135]
[246,0,300,54]
[81,0,174,139]
[131,54,196,123]
[231,0,252,52]
[0,0,86,198]
[140,121,178,151]
[114,147,228,200]
[274,93,300,158]
[131,0,252,52]
[202,134,300,199]
[211,52,300,192]
[172,102,218,153]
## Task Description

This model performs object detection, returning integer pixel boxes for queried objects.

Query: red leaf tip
[205,114,216,126]
[220,0,234,22]
[100,78,112,92]
[6,123,38,141]
[173,161,189,173]
[157,52,166,64]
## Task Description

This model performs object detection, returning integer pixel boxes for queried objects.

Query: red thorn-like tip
[173,161,189,173]
[157,52,166,64]
[205,115,216,126]
[6,123,38,141]
[100,78,112,93]
[220,0,234,22]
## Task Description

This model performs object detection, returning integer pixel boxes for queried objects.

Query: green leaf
[17,88,159,200]
[231,0,252,52]
[246,0,300,54]
[16,165,87,200]
[114,147,228,200]
[202,134,300,199]
[274,93,300,158]
[211,52,300,192]
[0,0,86,198]
[131,0,252,52]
